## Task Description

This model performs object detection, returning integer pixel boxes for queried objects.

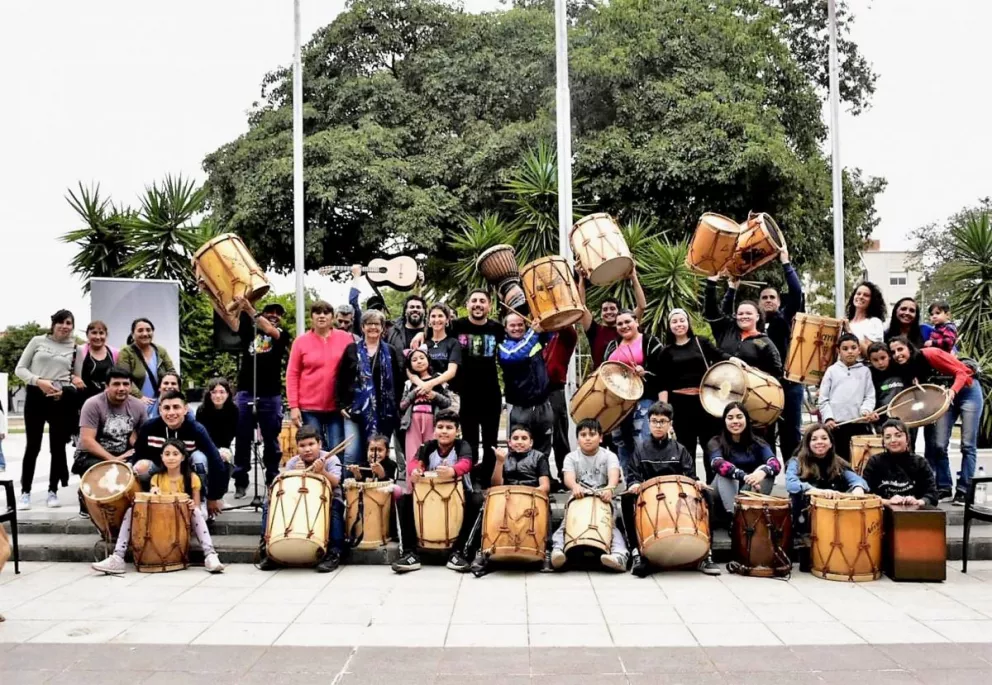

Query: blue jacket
[785,457,868,495]
[497,329,550,408]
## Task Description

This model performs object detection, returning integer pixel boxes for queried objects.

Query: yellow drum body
[520,256,585,331]
[727,212,785,278]
[809,494,883,582]
[687,213,740,276]
[481,485,549,564]
[131,492,192,573]
[849,435,883,476]
[193,233,271,332]
[785,314,843,386]
[413,475,465,551]
[563,495,614,555]
[345,480,394,549]
[569,362,644,434]
[636,476,710,568]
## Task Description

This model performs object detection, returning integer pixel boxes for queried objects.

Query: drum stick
[498,301,536,328]
[833,397,917,428]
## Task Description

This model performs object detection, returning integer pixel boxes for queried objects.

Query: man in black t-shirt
[233,302,292,497]
[450,289,505,488]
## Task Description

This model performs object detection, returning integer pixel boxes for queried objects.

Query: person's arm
[710,443,744,481]
[490,449,505,486]
[721,280,737,318]
[785,458,809,494]
[451,440,474,478]
[425,361,458,391]
[577,275,593,330]
[14,337,41,386]
[704,278,730,340]
[286,339,302,411]
[536,455,552,494]
[631,268,647,322]
[843,469,869,493]
[335,344,358,410]
[920,347,971,395]
[758,442,781,477]
[780,253,804,319]
[861,457,881,497]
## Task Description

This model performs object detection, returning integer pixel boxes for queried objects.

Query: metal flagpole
[554,0,577,448]
[828,0,845,319]
[293,0,306,335]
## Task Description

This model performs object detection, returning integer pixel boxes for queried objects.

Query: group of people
[9,248,981,576]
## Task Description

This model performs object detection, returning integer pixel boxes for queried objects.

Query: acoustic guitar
[318,256,419,292]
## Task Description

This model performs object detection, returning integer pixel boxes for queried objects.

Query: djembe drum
[476,244,527,313]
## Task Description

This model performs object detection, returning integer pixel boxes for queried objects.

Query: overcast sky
[0,0,988,331]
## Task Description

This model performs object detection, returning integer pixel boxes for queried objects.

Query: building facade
[859,240,921,308]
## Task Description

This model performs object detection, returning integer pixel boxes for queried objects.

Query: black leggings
[669,393,720,482]
[459,392,502,488]
[21,386,76,494]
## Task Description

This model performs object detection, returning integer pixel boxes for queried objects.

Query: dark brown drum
[729,492,792,578]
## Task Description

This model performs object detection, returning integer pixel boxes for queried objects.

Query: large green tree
[204,0,882,282]
[0,323,47,390]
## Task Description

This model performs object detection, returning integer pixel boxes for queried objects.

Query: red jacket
[543,326,578,388]
[920,347,973,394]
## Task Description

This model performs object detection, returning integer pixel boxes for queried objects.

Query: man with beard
[451,289,505,487]
[385,295,427,352]
[577,268,647,368]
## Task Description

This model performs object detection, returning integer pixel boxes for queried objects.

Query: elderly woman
[117,318,176,404]
[335,310,405,466]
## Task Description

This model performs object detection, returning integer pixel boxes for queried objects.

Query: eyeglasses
[364,322,383,328]
[649,418,671,426]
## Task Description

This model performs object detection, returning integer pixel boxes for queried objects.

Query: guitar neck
[318,265,386,275]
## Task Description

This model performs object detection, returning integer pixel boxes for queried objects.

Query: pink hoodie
[286,329,352,411]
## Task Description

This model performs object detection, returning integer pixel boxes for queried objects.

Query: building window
[890,272,907,286]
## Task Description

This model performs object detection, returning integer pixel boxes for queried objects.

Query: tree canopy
[204,0,882,286]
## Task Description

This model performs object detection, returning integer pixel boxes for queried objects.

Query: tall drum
[520,256,586,331]
[80,461,139,542]
[809,494,883,582]
[413,473,465,551]
[785,314,842,385]
[265,471,331,566]
[570,213,634,286]
[563,495,613,556]
[193,233,271,332]
[700,359,784,427]
[345,480,394,550]
[481,485,549,564]
[726,212,785,278]
[569,362,644,434]
[687,213,740,276]
[729,492,792,578]
[635,476,710,569]
[130,493,192,573]
[849,435,883,476]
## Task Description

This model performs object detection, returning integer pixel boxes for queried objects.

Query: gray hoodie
[818,359,876,423]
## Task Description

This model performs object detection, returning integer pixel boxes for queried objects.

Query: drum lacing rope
[728,504,791,579]
[134,498,190,572]
[415,479,464,548]
[485,489,540,556]
[348,487,367,548]
[564,493,611,549]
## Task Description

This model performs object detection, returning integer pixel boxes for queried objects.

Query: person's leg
[613,413,635,475]
[551,520,566,551]
[780,381,804,465]
[328,498,345,554]
[671,395,702,481]
[233,391,255,489]
[0,436,5,470]
[460,400,483,473]
[405,414,426,466]
[257,395,283,487]
[47,396,73,493]
[477,392,502,489]
[393,431,407,481]
[113,508,134,559]
[191,508,217,556]
[619,493,639,551]
[326,412,345,451]
[549,388,570,481]
[342,416,364,467]
[709,475,739,525]
[532,401,554,459]
[19,388,46,495]
[929,409,955,492]
[454,490,485,559]
[955,385,983,497]
[397,494,419,555]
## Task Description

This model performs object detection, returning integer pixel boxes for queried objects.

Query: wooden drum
[563,494,613,556]
[700,359,784,427]
[569,362,644,434]
[727,212,785,278]
[785,313,843,386]
[520,256,586,331]
[570,213,633,286]
[635,475,710,569]
[265,471,331,566]
[80,461,139,542]
[278,420,298,467]
[730,492,792,578]
[345,480,394,550]
[687,213,740,276]
[130,492,192,573]
[413,473,465,551]
[476,244,520,286]
[481,485,549,564]
[192,233,271,332]
[887,384,952,429]
[809,494,883,582]
[849,435,883,476]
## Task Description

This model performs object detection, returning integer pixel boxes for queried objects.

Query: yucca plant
[60,183,136,291]
[446,212,516,299]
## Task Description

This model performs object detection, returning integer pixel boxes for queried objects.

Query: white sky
[0,0,989,331]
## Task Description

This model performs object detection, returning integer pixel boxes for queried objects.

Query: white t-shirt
[563,447,621,491]
[849,317,884,345]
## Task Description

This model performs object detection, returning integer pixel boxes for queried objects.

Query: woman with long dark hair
[195,378,239,455]
[884,297,929,348]
[845,281,886,357]
[117,318,176,404]
[785,424,867,533]
[706,402,781,525]
[76,320,119,402]
[14,309,81,509]
[657,308,728,482]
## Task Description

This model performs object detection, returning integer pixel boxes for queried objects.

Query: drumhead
[699,361,747,418]
[888,384,951,428]
[80,462,134,501]
[599,362,645,401]
[700,213,741,235]
[476,244,516,268]
[588,256,634,286]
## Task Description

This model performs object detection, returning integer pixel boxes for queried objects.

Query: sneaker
[470,552,488,577]
[698,556,722,576]
[47,492,61,508]
[235,485,247,500]
[78,509,90,519]
[600,553,627,572]
[391,552,422,573]
[204,553,225,573]
[952,492,967,507]
[92,554,127,575]
[550,547,567,570]
[447,551,470,572]
[316,549,340,573]
[937,487,953,502]
[17,493,30,510]
[257,544,278,571]
[631,554,652,578]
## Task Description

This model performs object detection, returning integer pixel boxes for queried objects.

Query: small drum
[849,434,883,476]
[569,362,644,434]
[887,384,952,428]
[520,256,586,331]
[809,493,883,582]
[570,213,634,286]
[345,479,394,550]
[130,492,192,573]
[265,471,331,566]
[278,420,298,467]
[635,476,710,569]
[563,494,614,556]
[726,212,785,278]
[700,359,784,427]
[80,461,139,542]
[687,213,740,276]
[413,473,465,551]
[785,314,843,385]
[476,244,521,286]
[481,485,550,564]
[193,233,271,332]
[730,492,792,578]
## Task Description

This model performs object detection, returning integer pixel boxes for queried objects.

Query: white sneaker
[550,547,567,570]
[204,553,225,574]
[46,492,61,508]
[92,554,127,575]
[601,553,628,572]
[17,493,30,510]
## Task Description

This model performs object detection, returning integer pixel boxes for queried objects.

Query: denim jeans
[780,380,805,464]
[301,411,344,453]
[0,437,5,469]
[343,416,364,467]
[234,392,283,488]
[612,398,653,474]
[929,382,984,494]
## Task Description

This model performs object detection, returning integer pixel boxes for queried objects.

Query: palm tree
[446,212,516,299]
[60,183,136,291]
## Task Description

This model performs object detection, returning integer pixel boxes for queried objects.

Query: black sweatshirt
[658,336,729,392]
[862,450,938,506]
[704,281,783,377]
[625,435,697,487]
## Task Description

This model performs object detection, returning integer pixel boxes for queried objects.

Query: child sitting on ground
[92,439,224,574]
